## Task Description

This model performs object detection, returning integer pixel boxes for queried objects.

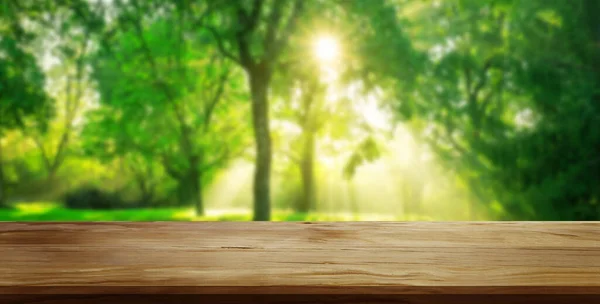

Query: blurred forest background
[1,0,599,221]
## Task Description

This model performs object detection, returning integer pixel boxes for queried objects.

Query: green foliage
[339,0,424,91]
[82,2,251,209]
[0,2,52,132]
[2,0,600,220]
[343,136,383,179]
[358,0,600,220]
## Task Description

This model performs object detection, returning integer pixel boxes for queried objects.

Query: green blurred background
[1,0,599,221]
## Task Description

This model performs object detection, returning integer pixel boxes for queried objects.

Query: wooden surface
[1,221,600,302]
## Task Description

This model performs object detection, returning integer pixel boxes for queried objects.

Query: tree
[397,0,510,218]
[372,0,600,220]
[272,74,322,212]
[19,6,94,181]
[0,0,54,207]
[86,1,249,215]
[320,0,421,215]
[488,0,600,219]
[81,106,166,206]
[202,0,306,220]
[272,59,342,213]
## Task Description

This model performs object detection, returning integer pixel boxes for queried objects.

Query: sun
[314,36,339,63]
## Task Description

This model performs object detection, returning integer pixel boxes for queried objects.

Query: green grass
[0,202,425,221]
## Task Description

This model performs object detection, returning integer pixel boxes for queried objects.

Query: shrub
[63,186,125,210]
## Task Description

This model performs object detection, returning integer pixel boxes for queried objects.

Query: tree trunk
[401,176,424,218]
[410,179,424,216]
[189,155,204,216]
[0,168,4,208]
[348,180,359,217]
[134,173,154,207]
[0,140,6,209]
[194,170,204,216]
[46,161,61,181]
[402,178,411,217]
[297,131,316,213]
[249,66,272,221]
[177,168,204,216]
[468,181,487,220]
[188,168,203,216]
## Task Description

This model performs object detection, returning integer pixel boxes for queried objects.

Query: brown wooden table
[1,222,599,303]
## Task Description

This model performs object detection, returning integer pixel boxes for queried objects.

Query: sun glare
[314,36,339,63]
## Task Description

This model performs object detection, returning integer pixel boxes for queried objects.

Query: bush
[63,186,126,210]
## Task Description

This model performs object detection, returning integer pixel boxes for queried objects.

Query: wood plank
[1,222,599,301]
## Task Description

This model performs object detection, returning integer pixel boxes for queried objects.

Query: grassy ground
[0,202,419,221]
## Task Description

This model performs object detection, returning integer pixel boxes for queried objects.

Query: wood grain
[1,222,600,298]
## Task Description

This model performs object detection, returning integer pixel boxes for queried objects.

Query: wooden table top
[1,221,599,296]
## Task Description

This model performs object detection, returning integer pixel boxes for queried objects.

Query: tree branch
[463,57,494,130]
[128,0,160,78]
[204,67,230,132]
[125,1,195,162]
[263,0,286,56]
[479,87,496,115]
[206,26,242,65]
[470,59,493,103]
[235,30,255,69]
[161,154,183,179]
[264,0,304,62]
[200,146,230,172]
[30,133,52,173]
[188,0,218,29]
[241,0,264,34]
[233,0,266,69]
[51,36,90,176]
[463,65,473,100]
